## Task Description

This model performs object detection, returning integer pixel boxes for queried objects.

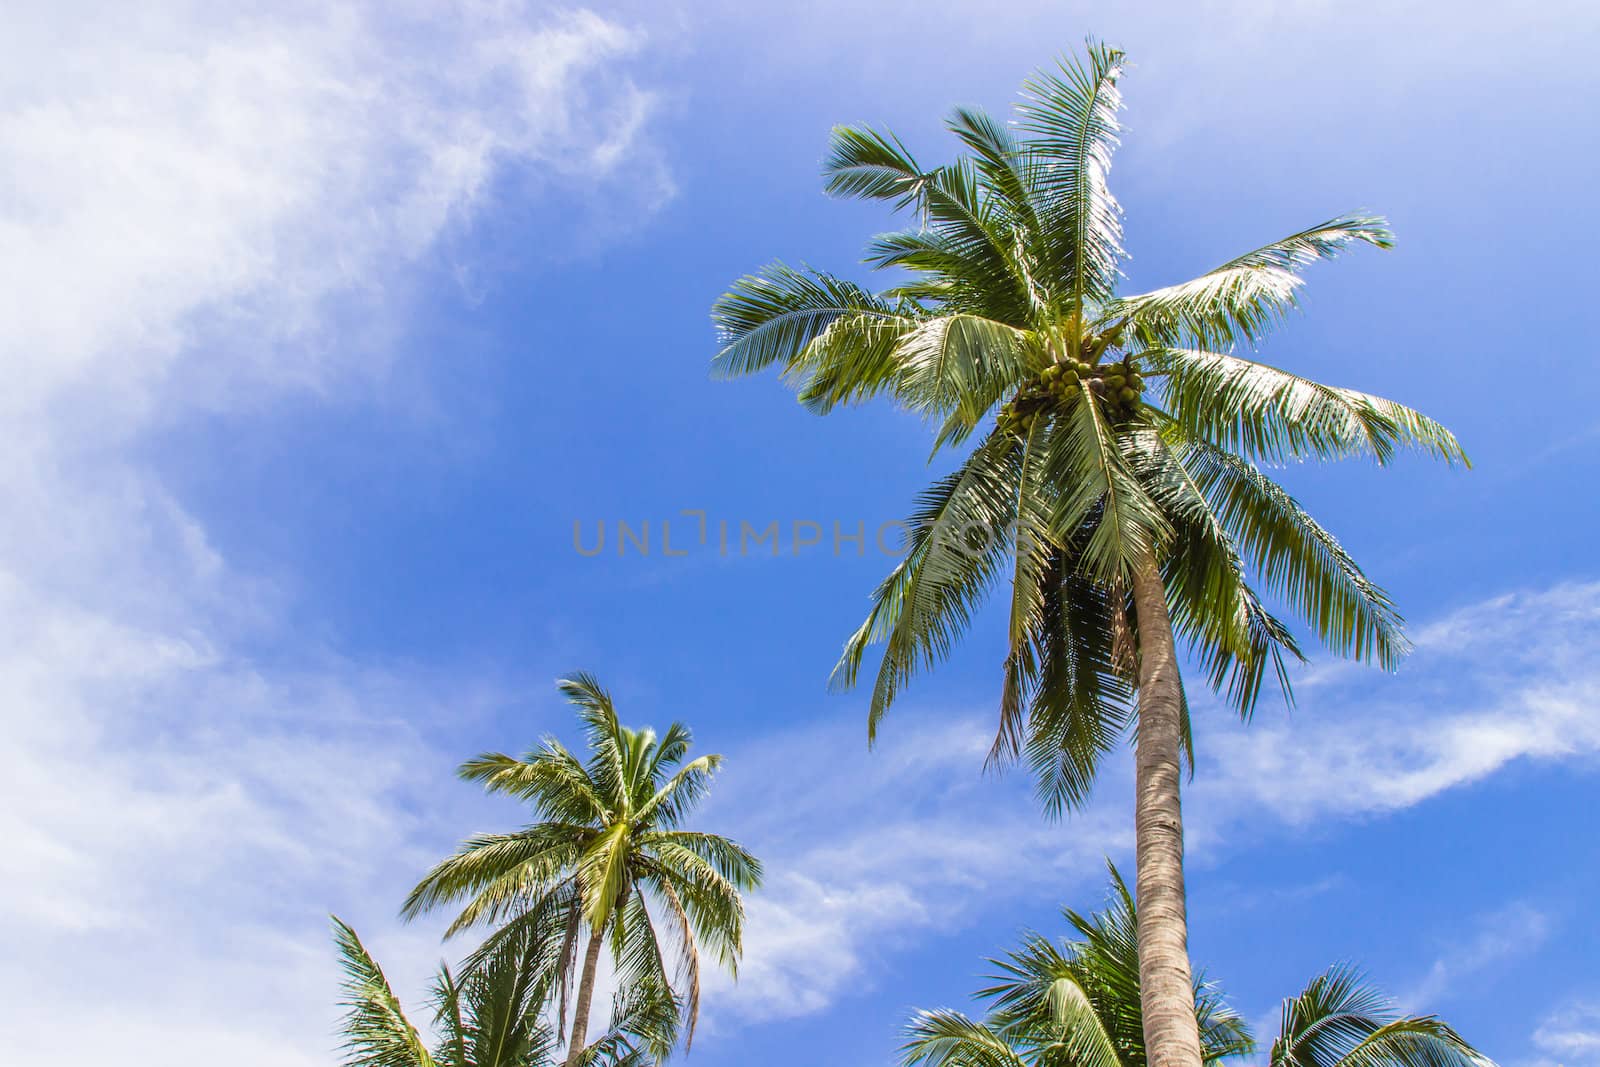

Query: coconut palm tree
[332,914,678,1067]
[401,673,762,1064]
[902,869,1489,1067]
[710,41,1465,1067]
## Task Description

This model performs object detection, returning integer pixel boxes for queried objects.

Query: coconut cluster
[995,357,1146,437]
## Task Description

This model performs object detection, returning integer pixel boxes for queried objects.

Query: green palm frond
[1271,966,1488,1067]
[633,753,724,830]
[866,223,1037,328]
[640,844,746,971]
[1015,40,1128,321]
[824,123,933,209]
[642,830,763,890]
[1177,433,1408,670]
[1108,214,1393,348]
[996,421,1061,764]
[831,431,1019,739]
[894,313,1036,429]
[1152,348,1468,467]
[581,977,682,1067]
[1129,425,1304,717]
[1044,386,1170,581]
[334,917,437,1067]
[453,919,557,1067]
[712,263,911,380]
[1022,567,1136,817]
[651,877,701,1049]
[944,105,1044,238]
[902,872,1484,1067]
[578,822,632,931]
[963,866,1254,1067]
[401,825,587,933]
[904,1010,1033,1067]
[459,744,608,824]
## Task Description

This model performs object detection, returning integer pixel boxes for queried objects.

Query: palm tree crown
[333,915,676,1067]
[712,40,1466,807]
[902,869,1490,1067]
[402,673,762,1057]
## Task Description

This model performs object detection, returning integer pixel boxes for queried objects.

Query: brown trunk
[563,925,607,1067]
[1130,557,1204,1067]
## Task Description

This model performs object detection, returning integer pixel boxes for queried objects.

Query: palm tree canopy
[900,868,1491,1067]
[904,865,1249,1067]
[333,916,676,1067]
[402,673,762,1048]
[710,40,1467,812]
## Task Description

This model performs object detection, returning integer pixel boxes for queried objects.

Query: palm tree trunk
[1130,557,1203,1067]
[564,924,607,1067]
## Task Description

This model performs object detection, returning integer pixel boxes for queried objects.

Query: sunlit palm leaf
[1109,215,1393,348]
[334,917,437,1067]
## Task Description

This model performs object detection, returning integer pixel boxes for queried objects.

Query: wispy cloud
[1534,999,1600,1067]
[2,1,666,435]
[1402,902,1552,1010]
[0,3,666,1064]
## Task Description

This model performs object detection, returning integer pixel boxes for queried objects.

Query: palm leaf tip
[823,124,929,207]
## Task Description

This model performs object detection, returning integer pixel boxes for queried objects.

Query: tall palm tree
[711,41,1464,1067]
[333,915,678,1067]
[902,869,1490,1067]
[401,674,762,1064]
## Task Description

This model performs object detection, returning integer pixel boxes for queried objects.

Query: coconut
[1119,387,1138,403]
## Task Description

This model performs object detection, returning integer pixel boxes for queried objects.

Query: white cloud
[1534,1000,1600,1067]
[1,0,666,436]
[1403,902,1552,1010]
[1188,582,1600,831]
[0,3,665,1064]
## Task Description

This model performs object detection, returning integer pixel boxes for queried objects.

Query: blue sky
[3,2,1599,1064]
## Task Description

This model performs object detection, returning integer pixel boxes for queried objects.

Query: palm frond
[632,753,724,830]
[401,825,587,934]
[903,1010,1032,1067]
[1044,383,1170,581]
[1177,432,1409,670]
[1108,214,1393,348]
[1271,966,1489,1067]
[830,431,1019,739]
[459,743,607,825]
[333,917,436,1067]
[893,313,1036,430]
[712,263,911,379]
[643,830,764,890]
[1022,568,1136,817]
[824,123,934,209]
[1152,348,1468,467]
[1015,40,1128,321]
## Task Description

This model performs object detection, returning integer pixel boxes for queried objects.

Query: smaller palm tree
[402,673,762,1063]
[903,868,1490,1067]
[333,915,676,1067]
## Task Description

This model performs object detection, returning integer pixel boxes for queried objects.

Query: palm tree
[401,673,762,1064]
[711,41,1464,1067]
[902,869,1490,1067]
[332,915,677,1067]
